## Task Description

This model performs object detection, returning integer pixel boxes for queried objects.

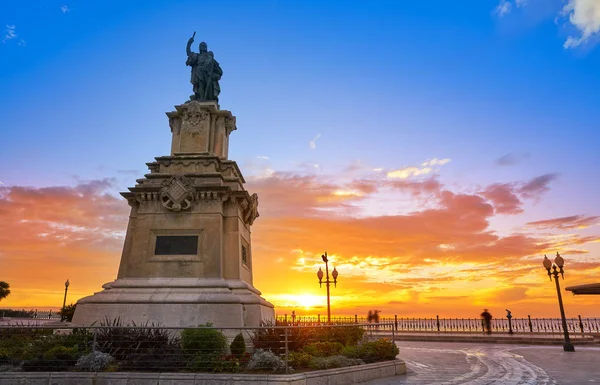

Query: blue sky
[3,0,599,219]
[1,0,600,315]
[2,1,599,189]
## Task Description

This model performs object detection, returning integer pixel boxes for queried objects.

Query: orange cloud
[1,170,598,319]
[0,180,129,307]
[480,183,523,214]
[247,171,600,317]
[527,215,600,230]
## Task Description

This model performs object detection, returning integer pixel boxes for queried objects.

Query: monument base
[72,278,274,328]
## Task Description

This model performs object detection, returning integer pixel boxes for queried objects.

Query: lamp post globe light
[61,279,70,322]
[317,251,338,324]
[543,253,575,352]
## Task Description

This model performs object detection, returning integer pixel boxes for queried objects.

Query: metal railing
[0,309,61,320]
[0,323,396,373]
[276,315,600,334]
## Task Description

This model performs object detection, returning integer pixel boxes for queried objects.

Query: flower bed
[0,320,399,374]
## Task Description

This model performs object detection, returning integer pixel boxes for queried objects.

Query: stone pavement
[365,341,600,385]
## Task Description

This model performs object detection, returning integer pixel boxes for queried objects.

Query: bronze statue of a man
[186,32,223,102]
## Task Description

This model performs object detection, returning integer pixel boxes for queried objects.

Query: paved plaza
[367,341,600,385]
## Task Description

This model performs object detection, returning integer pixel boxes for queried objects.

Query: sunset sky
[1,0,599,319]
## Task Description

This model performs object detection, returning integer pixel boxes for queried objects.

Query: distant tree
[0,281,11,302]
[60,303,77,322]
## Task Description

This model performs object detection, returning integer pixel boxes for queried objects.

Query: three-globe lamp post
[317,252,338,325]
[543,252,575,352]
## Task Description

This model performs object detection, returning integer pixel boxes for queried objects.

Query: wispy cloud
[518,173,558,198]
[387,158,451,179]
[495,152,531,166]
[495,0,512,17]
[256,156,270,160]
[3,25,17,43]
[61,5,71,14]
[527,215,600,230]
[421,158,451,167]
[309,133,321,150]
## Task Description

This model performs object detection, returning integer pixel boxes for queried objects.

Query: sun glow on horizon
[268,293,324,310]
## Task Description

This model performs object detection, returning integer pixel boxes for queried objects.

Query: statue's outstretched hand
[189,31,196,42]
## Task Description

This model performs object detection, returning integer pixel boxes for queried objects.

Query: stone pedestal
[73,101,274,327]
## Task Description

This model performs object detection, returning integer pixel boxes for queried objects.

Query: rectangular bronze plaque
[155,235,198,255]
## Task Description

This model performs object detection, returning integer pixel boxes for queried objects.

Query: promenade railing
[276,315,600,334]
[0,309,61,320]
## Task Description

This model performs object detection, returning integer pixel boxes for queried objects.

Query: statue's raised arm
[186,31,196,57]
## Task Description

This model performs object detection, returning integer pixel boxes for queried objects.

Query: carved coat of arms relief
[160,175,195,211]
[182,102,210,135]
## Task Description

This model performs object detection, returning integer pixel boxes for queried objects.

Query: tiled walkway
[366,341,600,385]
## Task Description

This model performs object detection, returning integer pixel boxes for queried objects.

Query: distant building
[565,283,600,295]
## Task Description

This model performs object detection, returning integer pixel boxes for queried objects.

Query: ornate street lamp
[543,253,575,352]
[61,279,70,322]
[317,252,338,324]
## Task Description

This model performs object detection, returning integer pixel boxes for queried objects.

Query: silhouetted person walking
[481,309,493,334]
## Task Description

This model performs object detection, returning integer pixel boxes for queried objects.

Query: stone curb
[0,360,406,385]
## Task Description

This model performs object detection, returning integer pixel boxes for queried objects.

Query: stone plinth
[73,101,274,328]
[167,101,235,158]
[73,278,273,327]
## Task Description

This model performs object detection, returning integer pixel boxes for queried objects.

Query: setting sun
[295,294,322,309]
[270,294,324,310]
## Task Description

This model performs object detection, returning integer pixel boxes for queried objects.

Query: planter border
[0,360,406,385]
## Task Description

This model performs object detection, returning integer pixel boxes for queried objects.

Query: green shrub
[316,326,365,346]
[341,344,360,359]
[230,333,246,357]
[121,348,186,372]
[186,352,250,373]
[20,345,81,372]
[186,352,221,372]
[43,345,79,362]
[22,345,79,372]
[288,351,312,369]
[341,339,398,363]
[60,303,77,322]
[9,328,90,371]
[212,354,247,373]
[181,323,227,356]
[0,327,54,363]
[0,348,10,365]
[302,341,344,357]
[308,355,364,370]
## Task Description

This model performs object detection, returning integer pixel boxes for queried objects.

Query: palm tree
[0,281,11,302]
